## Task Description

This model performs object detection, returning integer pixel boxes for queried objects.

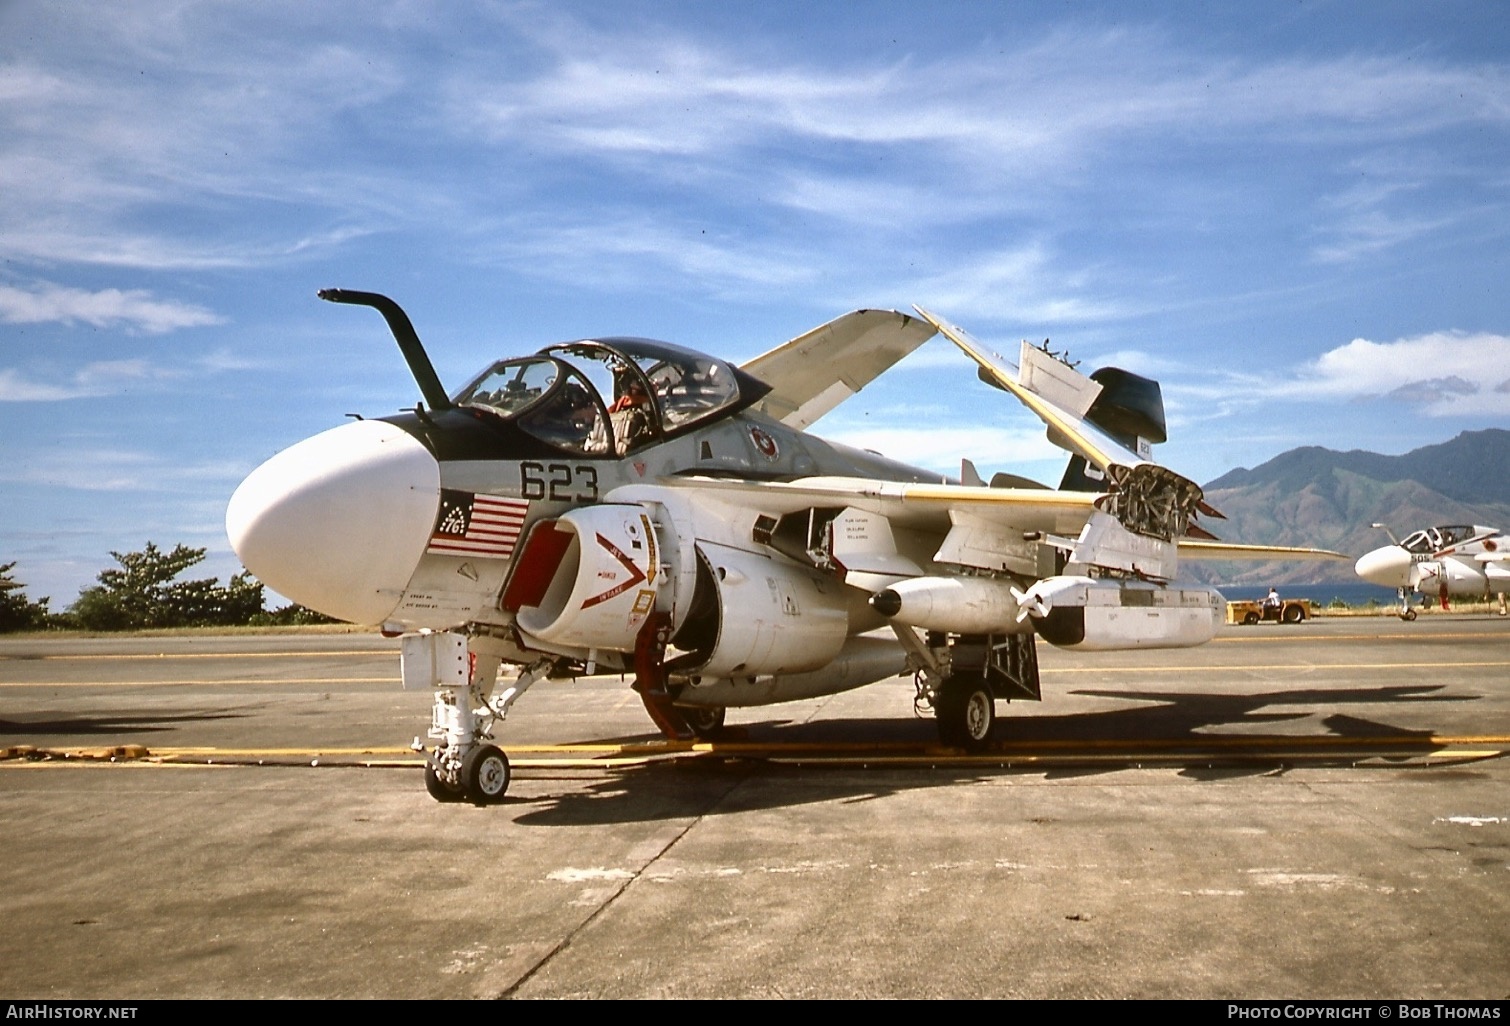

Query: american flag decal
[427,490,529,559]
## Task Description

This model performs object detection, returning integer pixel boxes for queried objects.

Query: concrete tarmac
[1,616,1507,999]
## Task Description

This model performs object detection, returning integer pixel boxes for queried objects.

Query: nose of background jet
[1354,545,1411,588]
[227,420,440,625]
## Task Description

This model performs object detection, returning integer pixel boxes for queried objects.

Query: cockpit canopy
[451,337,770,456]
[1400,524,1481,554]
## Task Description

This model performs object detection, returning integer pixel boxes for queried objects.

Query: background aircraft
[227,290,1342,804]
[1355,523,1510,619]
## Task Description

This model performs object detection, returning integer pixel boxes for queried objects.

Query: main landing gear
[895,628,1042,753]
[935,673,995,750]
[629,611,728,741]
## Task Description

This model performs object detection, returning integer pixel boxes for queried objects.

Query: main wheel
[680,704,727,740]
[461,744,511,804]
[424,753,465,803]
[1401,608,1418,622]
[936,674,995,752]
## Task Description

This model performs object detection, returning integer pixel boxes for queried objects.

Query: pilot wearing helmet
[609,376,655,454]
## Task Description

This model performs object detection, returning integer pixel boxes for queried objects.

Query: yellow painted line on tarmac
[10,733,1506,764]
[986,734,1510,749]
[1041,660,1510,674]
[0,677,398,687]
[0,650,390,661]
[1215,631,1505,643]
[10,658,1510,688]
[6,631,1500,662]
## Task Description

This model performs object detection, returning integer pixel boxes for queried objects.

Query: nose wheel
[462,744,510,804]
[1396,587,1418,621]
[424,744,511,804]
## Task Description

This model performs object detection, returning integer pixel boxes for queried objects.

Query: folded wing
[743,309,937,430]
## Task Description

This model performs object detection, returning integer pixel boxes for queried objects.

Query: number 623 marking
[520,462,599,502]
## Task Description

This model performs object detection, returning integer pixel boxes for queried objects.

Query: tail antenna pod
[318,288,453,412]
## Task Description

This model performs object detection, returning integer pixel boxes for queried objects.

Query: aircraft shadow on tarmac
[1036,682,1469,740]
[0,708,251,737]
[509,682,1488,827]
[740,682,1468,746]
[509,759,1003,828]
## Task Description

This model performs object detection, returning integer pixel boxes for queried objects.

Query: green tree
[68,543,266,630]
[0,562,52,632]
[250,602,338,627]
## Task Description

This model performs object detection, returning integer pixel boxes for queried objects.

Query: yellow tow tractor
[1226,596,1313,625]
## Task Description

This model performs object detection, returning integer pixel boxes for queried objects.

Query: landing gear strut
[1397,587,1418,621]
[895,627,1040,752]
[631,611,694,740]
[405,631,552,804]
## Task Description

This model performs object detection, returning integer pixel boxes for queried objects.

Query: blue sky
[3,0,1509,608]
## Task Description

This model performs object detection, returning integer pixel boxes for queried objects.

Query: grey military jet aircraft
[227,290,1342,803]
[1356,523,1510,619]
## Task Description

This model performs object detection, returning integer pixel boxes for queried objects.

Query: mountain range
[1188,428,1510,585]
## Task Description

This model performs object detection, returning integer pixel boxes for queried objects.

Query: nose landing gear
[1395,587,1418,621]
[405,631,555,804]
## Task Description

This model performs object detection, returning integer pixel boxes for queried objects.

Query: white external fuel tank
[869,575,1032,634]
[1019,575,1223,651]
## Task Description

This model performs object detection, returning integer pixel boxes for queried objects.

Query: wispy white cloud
[0,359,182,402]
[1194,331,1510,418]
[1304,331,1510,415]
[0,442,245,491]
[452,19,1510,171]
[0,10,406,270]
[428,15,1510,300]
[0,282,223,333]
[482,213,822,294]
[0,344,260,402]
[197,348,267,373]
[1309,170,1459,264]
[1310,210,1456,264]
[912,243,1137,325]
[5,4,1506,302]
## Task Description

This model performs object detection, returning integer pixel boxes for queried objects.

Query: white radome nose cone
[227,420,440,625]
[1354,545,1411,588]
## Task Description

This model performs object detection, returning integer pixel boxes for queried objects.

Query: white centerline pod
[1017,575,1223,651]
